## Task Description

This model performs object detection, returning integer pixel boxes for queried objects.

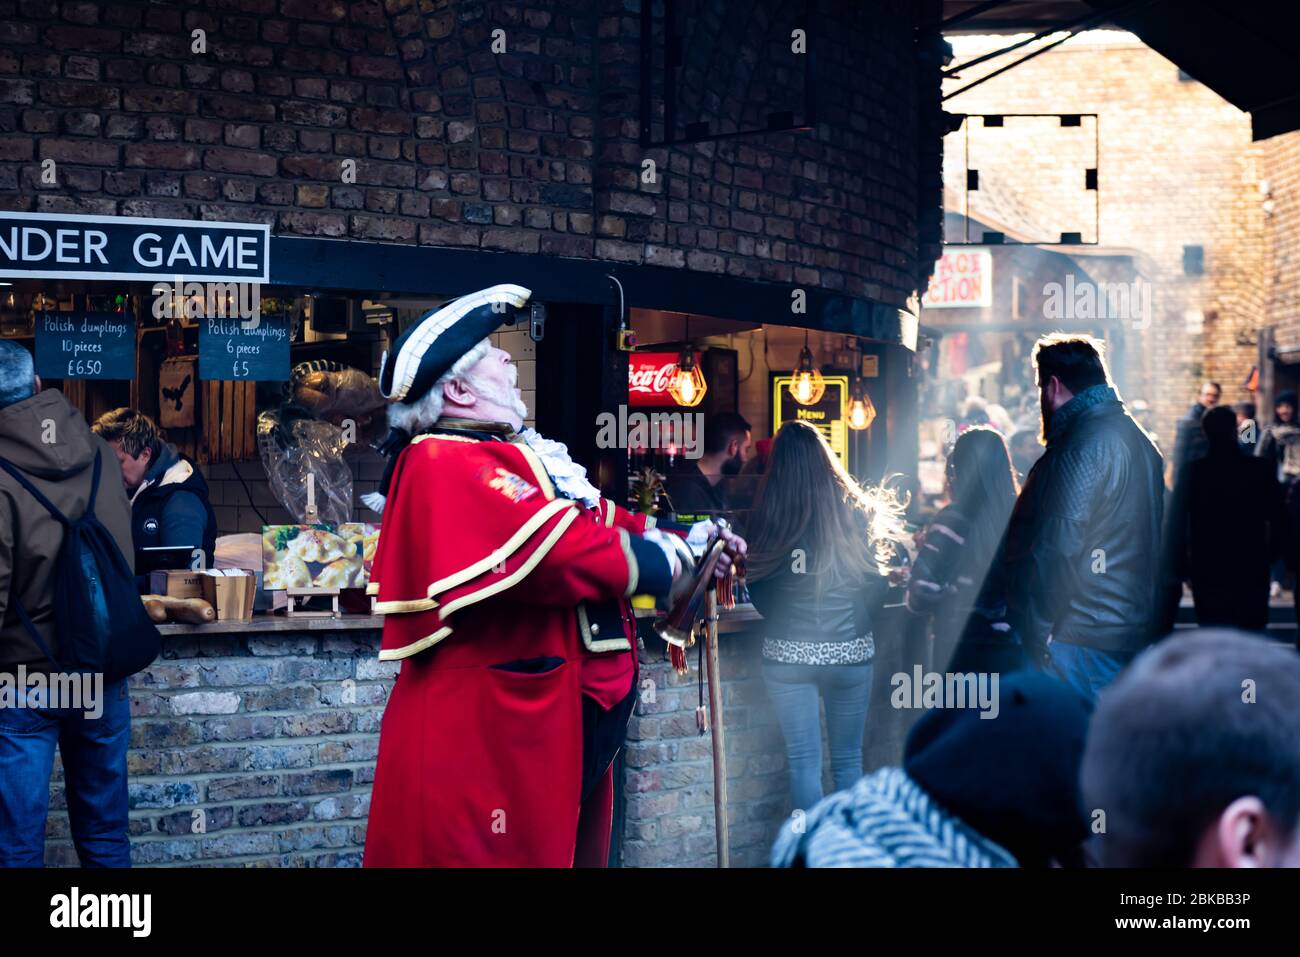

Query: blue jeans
[0,676,132,867]
[1041,640,1127,703]
[762,660,873,813]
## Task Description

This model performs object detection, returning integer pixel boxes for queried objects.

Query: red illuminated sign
[628,351,701,407]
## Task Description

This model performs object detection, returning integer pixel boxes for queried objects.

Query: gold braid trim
[374,596,438,614]
[438,507,581,618]
[618,527,639,598]
[374,431,568,612]
[411,497,576,603]
[378,625,453,661]
[410,432,479,445]
[510,439,558,500]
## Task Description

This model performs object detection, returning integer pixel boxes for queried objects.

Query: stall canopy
[942,0,1300,140]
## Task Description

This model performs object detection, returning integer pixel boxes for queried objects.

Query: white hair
[387,337,492,435]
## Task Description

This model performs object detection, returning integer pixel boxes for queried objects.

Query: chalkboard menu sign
[198,312,290,381]
[35,311,135,380]
[771,374,850,468]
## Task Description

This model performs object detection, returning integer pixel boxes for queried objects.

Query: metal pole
[705,587,729,867]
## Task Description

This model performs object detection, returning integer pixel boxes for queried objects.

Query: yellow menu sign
[772,375,849,468]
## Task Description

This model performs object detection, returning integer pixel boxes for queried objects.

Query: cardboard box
[199,569,257,622]
[148,570,206,599]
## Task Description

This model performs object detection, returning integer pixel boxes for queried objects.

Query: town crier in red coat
[361,284,743,867]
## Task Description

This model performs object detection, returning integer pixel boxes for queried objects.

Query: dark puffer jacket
[975,385,1165,660]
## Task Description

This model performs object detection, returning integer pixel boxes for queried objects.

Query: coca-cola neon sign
[628,350,702,407]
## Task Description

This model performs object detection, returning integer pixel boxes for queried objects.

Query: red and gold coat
[362,424,672,867]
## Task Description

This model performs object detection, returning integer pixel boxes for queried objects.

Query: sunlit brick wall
[942,32,1268,453]
[1263,130,1300,359]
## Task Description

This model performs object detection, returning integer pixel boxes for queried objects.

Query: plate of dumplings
[262,522,380,591]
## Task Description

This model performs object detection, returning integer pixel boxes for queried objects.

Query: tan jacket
[0,390,135,670]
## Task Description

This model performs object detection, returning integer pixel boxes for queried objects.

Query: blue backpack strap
[0,455,69,524]
[9,595,60,670]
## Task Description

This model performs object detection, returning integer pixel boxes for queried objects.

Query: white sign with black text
[0,212,270,283]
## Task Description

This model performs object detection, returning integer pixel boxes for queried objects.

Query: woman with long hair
[907,426,1020,671]
[744,420,906,813]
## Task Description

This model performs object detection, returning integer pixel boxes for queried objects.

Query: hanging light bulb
[667,317,707,407]
[667,344,707,407]
[789,330,825,406]
[847,377,876,430]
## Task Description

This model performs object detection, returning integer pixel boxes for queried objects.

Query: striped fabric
[770,767,1018,868]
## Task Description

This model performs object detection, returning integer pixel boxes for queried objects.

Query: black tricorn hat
[379,284,532,405]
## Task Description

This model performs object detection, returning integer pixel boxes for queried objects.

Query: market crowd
[2,294,1298,870]
[751,334,1300,868]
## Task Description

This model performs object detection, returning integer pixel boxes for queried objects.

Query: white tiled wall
[492,327,537,429]
[203,442,387,535]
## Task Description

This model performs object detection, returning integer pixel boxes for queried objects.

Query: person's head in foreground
[380,285,535,438]
[771,671,1092,868]
[1082,629,1300,867]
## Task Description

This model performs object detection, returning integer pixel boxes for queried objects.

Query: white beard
[474,368,529,424]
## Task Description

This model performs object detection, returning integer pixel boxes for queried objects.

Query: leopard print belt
[761,634,875,665]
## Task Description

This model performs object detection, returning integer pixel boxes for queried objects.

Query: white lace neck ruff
[517,428,602,508]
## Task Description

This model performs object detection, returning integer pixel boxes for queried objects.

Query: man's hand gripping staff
[655,519,748,675]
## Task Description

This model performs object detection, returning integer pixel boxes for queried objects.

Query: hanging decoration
[847,377,876,430]
[667,316,707,407]
[789,329,825,406]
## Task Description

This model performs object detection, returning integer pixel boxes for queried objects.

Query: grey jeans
[762,660,874,813]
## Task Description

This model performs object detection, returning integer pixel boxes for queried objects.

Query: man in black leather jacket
[968,334,1164,702]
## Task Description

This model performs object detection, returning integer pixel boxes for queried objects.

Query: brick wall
[45,626,395,867]
[941,32,1269,450]
[44,615,929,867]
[626,608,926,868]
[1263,130,1300,353]
[625,640,785,867]
[0,0,937,310]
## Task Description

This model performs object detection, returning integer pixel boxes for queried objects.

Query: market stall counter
[41,601,921,868]
[43,611,390,868]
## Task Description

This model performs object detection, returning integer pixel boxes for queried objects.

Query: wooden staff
[704,585,729,868]
[655,527,739,867]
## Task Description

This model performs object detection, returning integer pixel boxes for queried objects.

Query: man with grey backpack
[0,340,158,867]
